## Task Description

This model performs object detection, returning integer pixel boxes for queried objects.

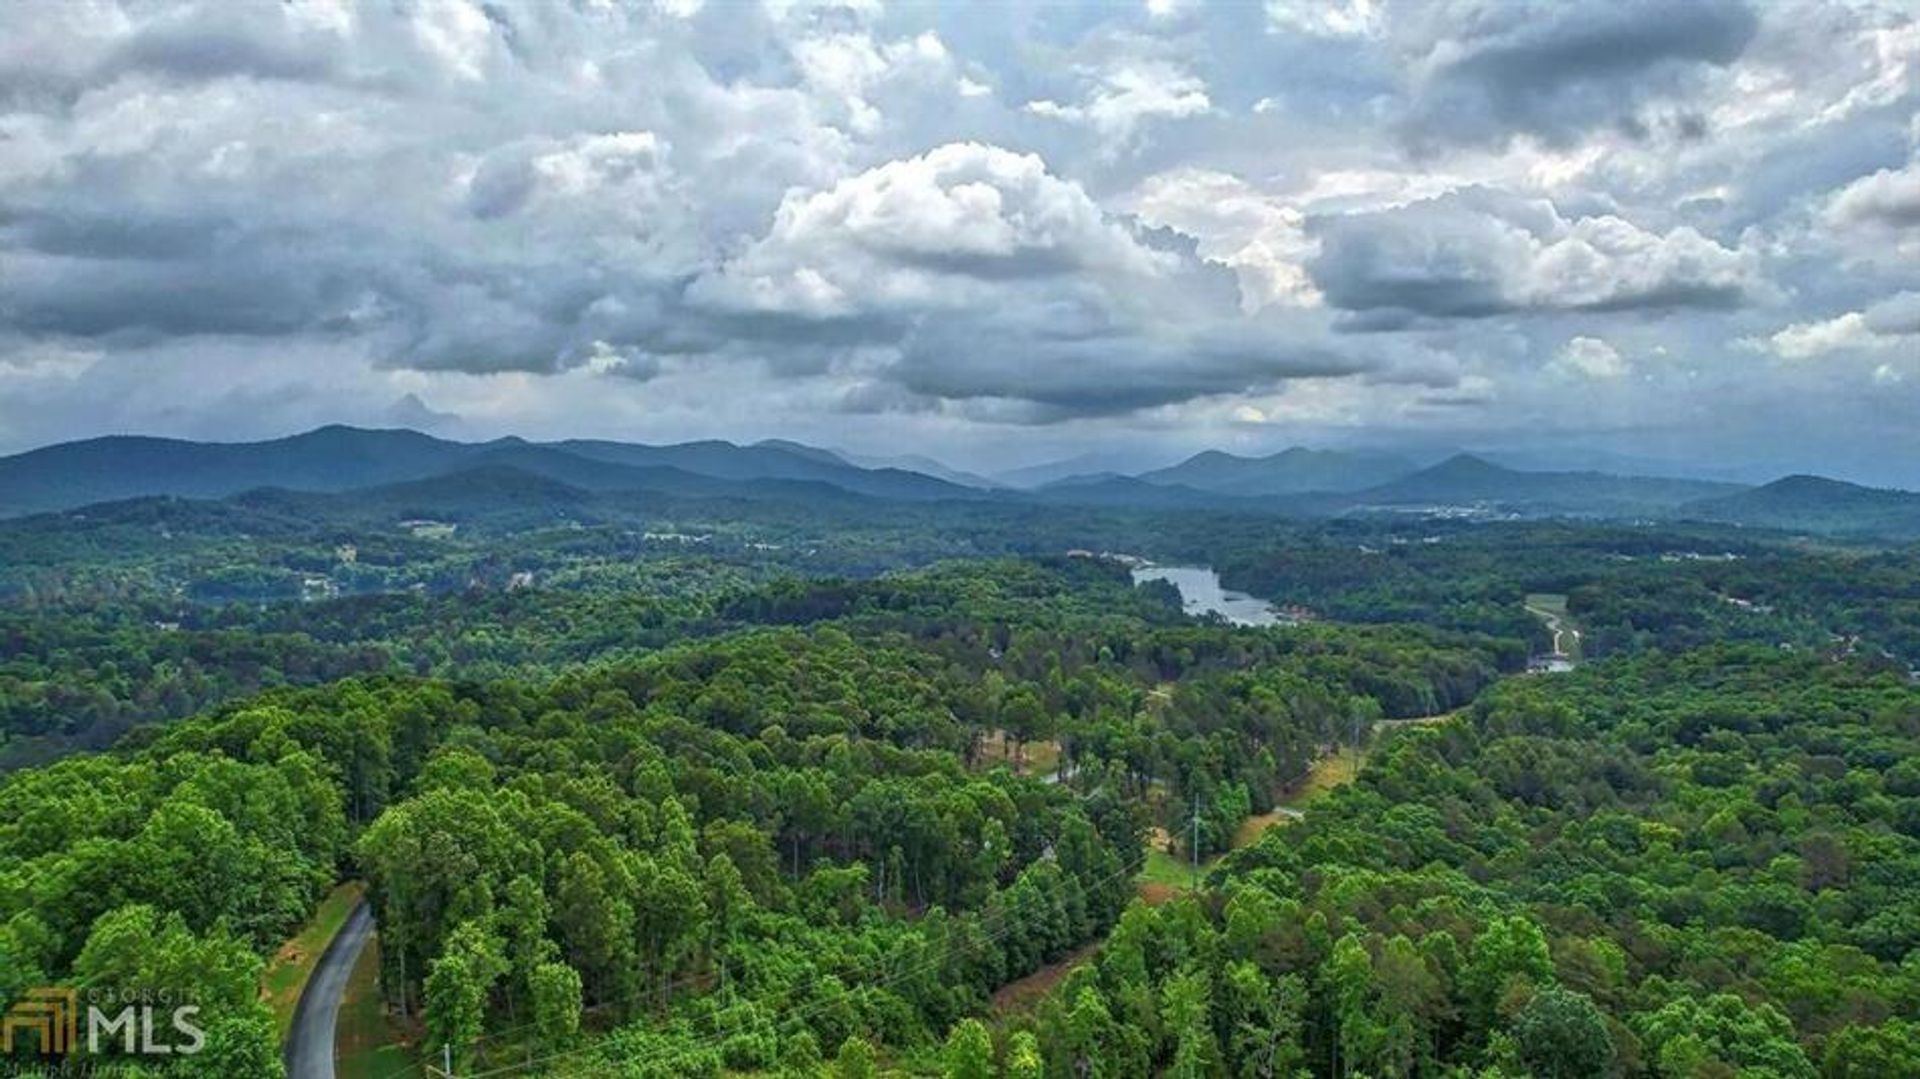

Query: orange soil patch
[991,941,1102,1013]
[1137,882,1184,906]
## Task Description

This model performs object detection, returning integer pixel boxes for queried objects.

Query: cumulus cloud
[1308,189,1760,325]
[1551,336,1628,380]
[1764,291,1920,358]
[1121,169,1323,311]
[691,142,1173,319]
[0,0,1910,470]
[1829,159,1920,229]
[690,142,1368,416]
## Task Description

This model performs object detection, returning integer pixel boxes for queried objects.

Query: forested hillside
[0,559,1506,1076]
[6,471,1920,1077]
[1035,648,1920,1077]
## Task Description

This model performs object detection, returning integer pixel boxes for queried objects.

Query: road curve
[285,899,374,1079]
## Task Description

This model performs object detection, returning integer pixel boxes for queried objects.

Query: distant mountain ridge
[0,425,982,518]
[1346,453,1745,515]
[1139,446,1416,496]
[7,427,1919,538]
[1682,475,1920,537]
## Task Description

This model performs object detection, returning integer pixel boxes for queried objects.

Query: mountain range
[5,426,1920,539]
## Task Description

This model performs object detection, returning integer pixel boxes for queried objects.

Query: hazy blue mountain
[841,451,1002,489]
[1348,454,1746,515]
[0,426,479,516]
[0,426,980,517]
[1139,447,1415,496]
[751,439,851,466]
[549,438,977,501]
[996,451,1178,489]
[1681,475,1920,537]
[1028,474,1264,510]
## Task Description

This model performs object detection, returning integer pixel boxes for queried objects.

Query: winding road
[285,899,374,1079]
[1524,599,1583,662]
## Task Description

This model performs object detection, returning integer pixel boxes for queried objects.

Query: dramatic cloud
[693,142,1172,319]
[1307,189,1759,325]
[1390,0,1760,147]
[0,0,1915,479]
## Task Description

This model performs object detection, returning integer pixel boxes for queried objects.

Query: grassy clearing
[1230,809,1298,848]
[1524,592,1569,617]
[976,732,1062,777]
[1278,751,1363,809]
[334,933,416,1079]
[262,881,364,1042]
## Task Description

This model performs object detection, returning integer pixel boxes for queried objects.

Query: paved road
[285,899,374,1079]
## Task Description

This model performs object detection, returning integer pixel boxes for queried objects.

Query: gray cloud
[1308,189,1759,325]
[0,0,1914,477]
[1865,291,1920,336]
[1830,160,1920,229]
[1394,0,1760,147]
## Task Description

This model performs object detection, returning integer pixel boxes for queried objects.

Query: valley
[3,428,1919,1078]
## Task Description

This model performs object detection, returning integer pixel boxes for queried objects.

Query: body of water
[1131,565,1281,627]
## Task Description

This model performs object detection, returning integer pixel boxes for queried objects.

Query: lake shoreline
[1131,564,1283,627]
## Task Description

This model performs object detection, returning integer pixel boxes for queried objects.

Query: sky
[2,0,1918,482]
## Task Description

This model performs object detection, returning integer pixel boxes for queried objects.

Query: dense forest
[1040,647,1920,1077]
[1,558,1504,1075]
[5,480,1920,1076]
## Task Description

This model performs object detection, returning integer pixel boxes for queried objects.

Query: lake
[1131,565,1282,627]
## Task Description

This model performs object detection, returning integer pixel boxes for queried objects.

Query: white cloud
[693,142,1172,318]
[789,30,954,137]
[0,0,1913,464]
[1828,159,1920,228]
[1551,336,1628,379]
[1024,58,1211,155]
[1309,190,1763,321]
[1123,168,1323,311]
[1265,0,1382,39]
[1763,292,1920,358]
[410,0,494,81]
[1766,311,1878,358]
